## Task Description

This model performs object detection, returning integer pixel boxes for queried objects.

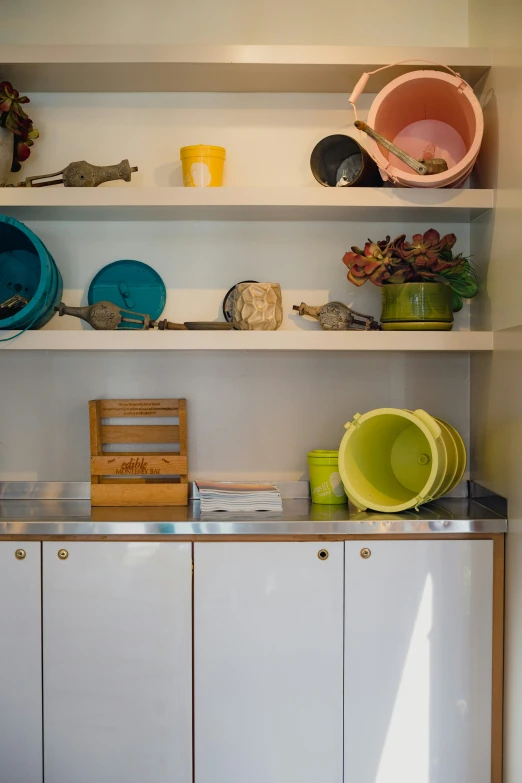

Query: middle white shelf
[0,187,493,223]
[0,330,494,351]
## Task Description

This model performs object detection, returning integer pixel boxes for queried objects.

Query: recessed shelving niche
[0,43,492,353]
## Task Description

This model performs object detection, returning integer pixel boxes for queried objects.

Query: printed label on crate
[100,399,181,417]
[111,457,160,475]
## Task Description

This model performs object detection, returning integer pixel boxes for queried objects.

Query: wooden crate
[89,398,188,507]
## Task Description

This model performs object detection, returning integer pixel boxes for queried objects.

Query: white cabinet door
[43,542,192,783]
[0,542,42,783]
[194,542,344,783]
[344,540,493,783]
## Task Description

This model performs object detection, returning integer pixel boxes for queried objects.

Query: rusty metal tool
[293,301,381,331]
[354,121,448,175]
[13,159,138,188]
[54,301,187,330]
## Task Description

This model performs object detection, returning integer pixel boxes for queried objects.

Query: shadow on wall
[469,79,498,332]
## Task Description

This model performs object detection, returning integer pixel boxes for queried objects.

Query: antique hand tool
[13,159,138,187]
[354,121,448,175]
[54,301,187,330]
[293,301,381,331]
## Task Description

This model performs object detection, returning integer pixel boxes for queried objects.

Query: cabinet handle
[58,549,69,560]
[15,548,26,560]
[317,548,329,560]
[360,547,371,559]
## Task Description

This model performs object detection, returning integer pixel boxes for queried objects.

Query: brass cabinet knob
[317,548,329,561]
[58,549,69,560]
[360,547,371,559]
[15,548,26,560]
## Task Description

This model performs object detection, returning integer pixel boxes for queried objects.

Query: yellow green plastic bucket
[338,408,466,512]
[401,412,466,499]
[308,450,347,505]
[431,417,458,497]
[180,144,226,187]
[438,417,467,492]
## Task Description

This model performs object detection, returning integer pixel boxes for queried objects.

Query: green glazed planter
[381,282,454,331]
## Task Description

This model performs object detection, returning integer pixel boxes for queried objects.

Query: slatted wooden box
[89,398,188,507]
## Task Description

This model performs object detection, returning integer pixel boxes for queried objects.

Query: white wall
[469,1,522,781]
[1,350,470,482]
[0,0,469,46]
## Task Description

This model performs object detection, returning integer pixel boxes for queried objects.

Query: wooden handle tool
[354,121,448,175]
[55,301,186,330]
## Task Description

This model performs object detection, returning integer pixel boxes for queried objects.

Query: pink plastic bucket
[360,70,484,188]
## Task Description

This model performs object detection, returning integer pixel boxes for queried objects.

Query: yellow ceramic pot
[180,144,226,187]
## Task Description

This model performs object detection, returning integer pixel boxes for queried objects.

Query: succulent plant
[0,82,39,172]
[343,239,397,286]
[343,229,477,312]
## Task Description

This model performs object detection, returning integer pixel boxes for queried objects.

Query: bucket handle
[0,309,44,343]
[348,60,469,182]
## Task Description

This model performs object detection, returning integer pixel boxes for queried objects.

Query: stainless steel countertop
[0,497,507,537]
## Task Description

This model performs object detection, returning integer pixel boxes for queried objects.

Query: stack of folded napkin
[196,481,282,513]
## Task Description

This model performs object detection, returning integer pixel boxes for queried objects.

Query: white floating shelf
[0,187,493,223]
[0,45,491,93]
[0,330,494,352]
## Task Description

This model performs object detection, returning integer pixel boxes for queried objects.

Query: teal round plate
[88,260,166,321]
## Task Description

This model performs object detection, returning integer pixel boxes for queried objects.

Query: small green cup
[308,450,347,505]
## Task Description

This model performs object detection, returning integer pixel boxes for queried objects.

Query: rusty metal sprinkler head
[13,159,138,188]
[54,301,150,330]
[293,301,381,331]
[54,301,187,331]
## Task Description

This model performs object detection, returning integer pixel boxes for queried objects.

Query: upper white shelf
[0,45,491,93]
[0,330,494,352]
[0,187,493,223]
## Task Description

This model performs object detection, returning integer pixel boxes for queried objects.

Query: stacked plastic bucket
[338,408,466,512]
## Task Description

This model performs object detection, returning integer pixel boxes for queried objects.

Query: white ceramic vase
[233,282,283,331]
[0,126,13,186]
